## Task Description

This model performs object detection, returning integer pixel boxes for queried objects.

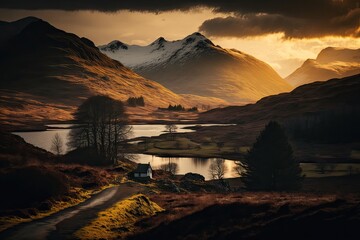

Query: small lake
[13,124,232,153]
[130,154,240,180]
[130,154,360,180]
[13,124,360,180]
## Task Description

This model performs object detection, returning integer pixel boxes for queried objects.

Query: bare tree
[51,133,64,155]
[209,158,227,180]
[68,95,132,165]
[234,160,245,176]
[165,124,178,139]
[160,159,179,175]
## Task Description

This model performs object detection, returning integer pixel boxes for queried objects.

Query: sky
[0,1,359,77]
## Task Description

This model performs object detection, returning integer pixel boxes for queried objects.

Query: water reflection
[191,157,210,167]
[129,154,239,180]
[13,124,224,153]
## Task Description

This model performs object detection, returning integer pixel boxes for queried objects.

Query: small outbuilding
[133,163,152,179]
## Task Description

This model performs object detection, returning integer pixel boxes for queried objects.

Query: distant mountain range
[99,33,293,104]
[286,47,360,87]
[0,17,226,127]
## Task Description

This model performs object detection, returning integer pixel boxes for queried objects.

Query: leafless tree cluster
[68,95,132,165]
[209,158,227,180]
[51,133,64,155]
[160,160,179,175]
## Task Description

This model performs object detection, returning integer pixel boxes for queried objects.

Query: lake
[13,124,360,180]
[13,124,223,153]
[129,154,360,180]
[129,154,240,180]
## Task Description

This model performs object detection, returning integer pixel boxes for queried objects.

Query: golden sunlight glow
[0,9,358,77]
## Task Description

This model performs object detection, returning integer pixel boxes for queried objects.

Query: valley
[0,11,359,240]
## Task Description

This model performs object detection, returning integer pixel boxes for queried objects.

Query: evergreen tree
[241,121,302,191]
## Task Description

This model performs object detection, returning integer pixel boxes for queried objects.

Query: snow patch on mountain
[98,32,217,69]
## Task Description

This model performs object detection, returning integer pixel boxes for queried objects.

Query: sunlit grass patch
[0,187,93,232]
[74,194,164,240]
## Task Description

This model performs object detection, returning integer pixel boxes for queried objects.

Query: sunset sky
[1,1,359,77]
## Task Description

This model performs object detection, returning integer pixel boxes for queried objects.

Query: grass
[300,163,360,177]
[130,192,349,239]
[131,192,360,240]
[135,137,244,159]
[74,194,164,240]
[0,187,93,232]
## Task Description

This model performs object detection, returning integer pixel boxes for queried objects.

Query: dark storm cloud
[0,1,356,18]
[199,8,360,38]
[1,0,359,38]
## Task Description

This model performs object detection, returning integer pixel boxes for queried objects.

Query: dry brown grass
[130,192,360,240]
[131,193,336,233]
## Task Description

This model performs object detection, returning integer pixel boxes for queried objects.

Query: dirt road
[0,184,140,240]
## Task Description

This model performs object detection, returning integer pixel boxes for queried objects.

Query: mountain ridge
[200,74,360,123]
[99,33,293,104]
[0,18,226,128]
[286,47,360,87]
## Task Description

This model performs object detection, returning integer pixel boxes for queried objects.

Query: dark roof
[134,163,151,173]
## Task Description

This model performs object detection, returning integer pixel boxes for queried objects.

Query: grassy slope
[0,19,226,129]
[130,192,360,240]
[74,194,163,240]
[0,131,120,232]
[191,75,360,162]
[131,41,293,104]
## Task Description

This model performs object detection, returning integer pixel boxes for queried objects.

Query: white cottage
[133,163,152,179]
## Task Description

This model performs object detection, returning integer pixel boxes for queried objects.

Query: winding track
[0,184,140,240]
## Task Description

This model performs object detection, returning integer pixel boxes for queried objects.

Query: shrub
[0,166,69,209]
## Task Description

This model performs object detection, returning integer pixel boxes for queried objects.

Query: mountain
[197,74,360,161]
[286,47,360,87]
[0,18,225,128]
[0,16,39,45]
[200,74,360,123]
[99,33,293,104]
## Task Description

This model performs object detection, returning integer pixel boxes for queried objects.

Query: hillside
[200,74,360,124]
[99,33,292,104]
[193,74,360,161]
[0,18,226,128]
[286,47,360,87]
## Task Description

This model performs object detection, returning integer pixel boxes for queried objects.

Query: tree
[240,121,302,191]
[160,160,179,175]
[209,158,227,180]
[127,96,145,107]
[51,133,64,155]
[68,95,132,165]
[165,124,178,139]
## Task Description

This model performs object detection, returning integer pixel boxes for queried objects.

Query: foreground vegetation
[0,131,129,232]
[130,192,360,240]
[75,194,163,240]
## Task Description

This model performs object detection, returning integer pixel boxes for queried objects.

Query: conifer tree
[241,121,302,191]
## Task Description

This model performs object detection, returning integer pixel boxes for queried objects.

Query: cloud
[199,8,360,38]
[1,0,359,38]
[0,1,357,18]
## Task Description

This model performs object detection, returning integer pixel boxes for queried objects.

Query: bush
[64,147,107,166]
[0,166,69,209]
[127,96,145,107]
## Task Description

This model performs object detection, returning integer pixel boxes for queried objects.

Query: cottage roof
[134,163,151,173]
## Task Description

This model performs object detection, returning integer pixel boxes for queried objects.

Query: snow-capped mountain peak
[98,33,218,68]
[99,32,292,104]
[100,40,128,52]
[150,37,167,46]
